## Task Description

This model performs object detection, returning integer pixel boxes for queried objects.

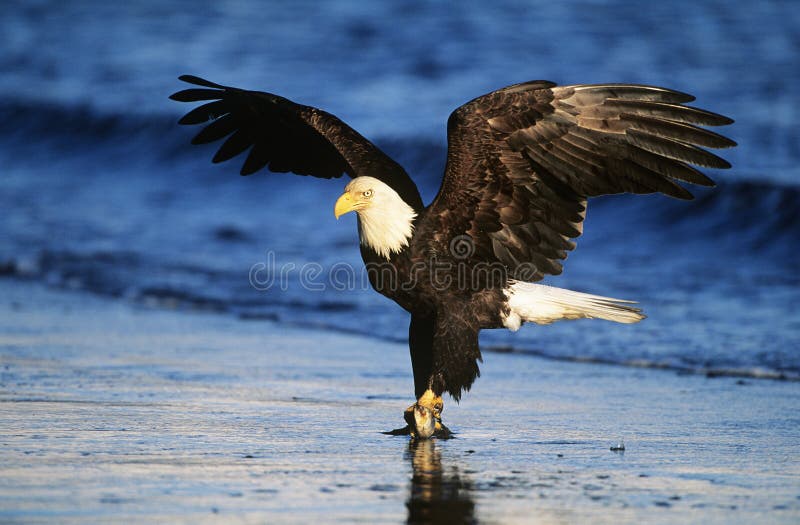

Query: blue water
[1,0,798,379]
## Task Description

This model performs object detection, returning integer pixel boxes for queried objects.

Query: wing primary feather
[178,101,228,125]
[190,113,237,145]
[567,84,696,104]
[240,144,271,176]
[603,99,735,126]
[622,114,737,148]
[169,88,223,103]
[626,129,732,169]
[626,145,716,186]
[212,129,252,163]
[177,75,227,89]
[606,158,694,199]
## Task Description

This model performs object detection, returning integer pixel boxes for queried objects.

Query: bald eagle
[170,75,734,438]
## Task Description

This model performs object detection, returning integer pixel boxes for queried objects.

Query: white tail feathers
[502,281,645,331]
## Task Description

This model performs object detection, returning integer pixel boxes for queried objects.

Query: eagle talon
[401,391,451,439]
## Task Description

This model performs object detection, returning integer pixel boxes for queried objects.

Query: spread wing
[170,75,423,210]
[422,81,735,281]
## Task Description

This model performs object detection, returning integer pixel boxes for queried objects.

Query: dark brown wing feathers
[172,76,734,282]
[170,75,423,210]
[425,81,735,281]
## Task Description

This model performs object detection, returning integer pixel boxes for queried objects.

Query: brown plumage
[171,75,735,431]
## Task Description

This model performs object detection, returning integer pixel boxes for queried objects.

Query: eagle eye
[362,190,373,198]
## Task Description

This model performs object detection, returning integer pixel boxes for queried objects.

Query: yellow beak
[334,192,357,219]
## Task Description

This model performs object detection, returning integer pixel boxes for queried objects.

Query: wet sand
[1,279,798,524]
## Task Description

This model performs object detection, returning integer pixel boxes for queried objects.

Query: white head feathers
[342,176,417,259]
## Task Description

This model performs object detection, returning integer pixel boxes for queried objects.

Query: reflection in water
[406,440,476,524]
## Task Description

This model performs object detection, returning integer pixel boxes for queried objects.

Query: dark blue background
[1,0,798,378]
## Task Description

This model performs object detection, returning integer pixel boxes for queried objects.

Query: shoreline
[5,272,797,384]
[1,279,798,523]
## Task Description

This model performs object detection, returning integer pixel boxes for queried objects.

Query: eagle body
[171,75,735,437]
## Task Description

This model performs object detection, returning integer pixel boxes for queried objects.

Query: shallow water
[1,281,799,523]
[1,2,798,378]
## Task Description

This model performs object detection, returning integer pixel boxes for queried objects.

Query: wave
[1,98,798,383]
[586,178,800,258]
[0,99,189,167]
[2,245,798,383]
[484,345,800,382]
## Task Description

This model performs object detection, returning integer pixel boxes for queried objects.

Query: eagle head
[334,176,417,259]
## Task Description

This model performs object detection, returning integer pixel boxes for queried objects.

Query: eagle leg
[396,315,454,439]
